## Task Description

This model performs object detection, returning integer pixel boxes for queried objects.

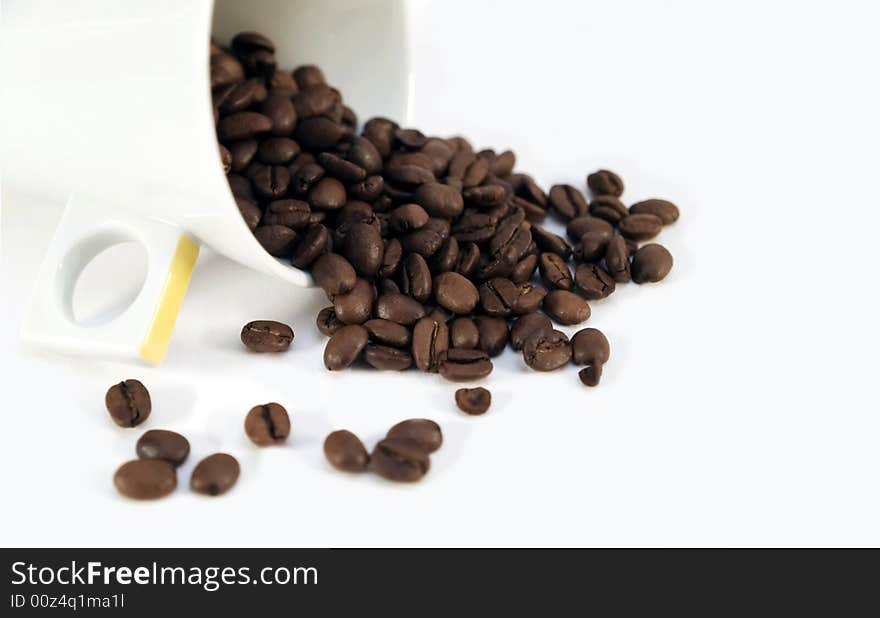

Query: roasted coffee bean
[455,242,481,278]
[452,212,496,243]
[463,185,506,208]
[604,236,632,283]
[429,236,459,274]
[386,418,443,453]
[571,328,610,366]
[211,52,244,89]
[385,162,434,186]
[318,152,367,183]
[257,137,300,164]
[538,252,573,290]
[317,306,345,336]
[389,203,429,233]
[579,365,603,387]
[631,243,673,283]
[262,199,310,229]
[479,278,519,317]
[450,317,479,349]
[543,290,591,325]
[400,218,450,257]
[244,402,291,446]
[333,278,375,324]
[491,150,516,176]
[362,117,398,158]
[510,312,553,351]
[580,231,609,262]
[241,320,294,353]
[290,162,325,195]
[474,316,509,357]
[254,224,298,256]
[413,182,464,218]
[375,292,426,325]
[433,272,479,314]
[294,116,345,150]
[510,254,539,284]
[455,387,491,415]
[394,127,428,150]
[349,175,385,201]
[324,324,369,370]
[438,348,493,381]
[105,379,151,427]
[587,169,624,197]
[420,138,455,175]
[378,238,403,279]
[364,344,413,370]
[523,329,572,371]
[231,31,275,54]
[548,184,589,220]
[343,221,384,276]
[513,282,547,314]
[190,453,240,496]
[221,79,268,114]
[364,319,411,348]
[618,213,663,241]
[236,197,261,231]
[511,195,547,222]
[490,219,531,263]
[589,195,629,224]
[324,430,369,472]
[269,69,297,96]
[476,255,516,283]
[342,136,382,174]
[260,92,297,136]
[114,460,176,500]
[412,316,450,372]
[136,430,190,467]
[293,64,327,89]
[515,174,548,207]
[461,157,489,188]
[218,111,272,142]
[219,144,232,173]
[629,199,679,225]
[310,253,355,298]
[379,278,400,294]
[531,226,571,258]
[292,84,339,118]
[566,215,614,242]
[253,165,290,200]
[371,438,430,482]
[574,263,617,300]
[308,177,346,210]
[291,223,329,268]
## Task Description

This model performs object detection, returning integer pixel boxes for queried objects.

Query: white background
[2,0,879,547]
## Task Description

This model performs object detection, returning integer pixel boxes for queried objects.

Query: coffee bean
[308,177,346,210]
[364,319,411,347]
[571,328,610,366]
[291,162,325,195]
[386,418,443,453]
[231,31,276,54]
[324,324,369,370]
[114,460,176,500]
[479,278,518,317]
[513,282,547,314]
[105,379,151,427]
[538,252,573,290]
[429,236,459,274]
[452,212,496,243]
[604,236,632,283]
[244,402,291,446]
[491,150,516,176]
[190,453,240,496]
[316,307,345,336]
[523,329,572,371]
[241,320,294,352]
[474,316,509,357]
[291,223,329,268]
[254,224,298,257]
[210,52,244,89]
[293,65,327,89]
[318,152,366,183]
[386,162,435,185]
[413,182,464,218]
[629,199,679,224]
[438,348,493,381]
[450,317,479,349]
[378,238,403,279]
[136,430,190,467]
[371,438,430,482]
[578,365,603,387]
[262,199,310,229]
[324,430,369,472]
[229,140,258,173]
[461,157,490,188]
[344,221,384,276]
[219,144,232,173]
[294,116,345,150]
[218,111,272,142]
[587,169,624,197]
[375,292,426,325]
[566,215,614,242]
[455,387,491,415]
[400,218,450,257]
[253,165,290,200]
[580,231,609,262]
[531,226,571,258]
[412,316,450,372]
[389,203,429,233]
[514,174,548,207]
[333,278,375,324]
[362,117,398,158]
[258,136,300,164]
[455,242,481,278]
[433,272,478,314]
[543,290,591,325]
[510,254,539,284]
[364,344,413,371]
[589,195,629,224]
[463,185,506,208]
[344,136,383,174]
[619,213,663,241]
[510,312,553,351]
[349,175,385,201]
[631,243,673,283]
[574,263,616,300]
[548,184,589,220]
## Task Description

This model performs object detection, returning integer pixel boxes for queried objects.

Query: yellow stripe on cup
[139,235,200,364]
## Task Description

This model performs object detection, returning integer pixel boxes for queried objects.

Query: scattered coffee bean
[105,379,151,428]
[629,199,679,224]
[241,320,294,352]
[543,290,591,325]
[455,387,492,415]
[523,329,572,371]
[548,184,588,220]
[114,460,177,500]
[190,453,240,496]
[579,365,603,387]
[371,438,430,482]
[324,430,369,472]
[631,244,674,283]
[386,418,443,453]
[619,213,663,241]
[587,169,624,196]
[244,402,291,446]
[136,430,190,467]
[571,328,610,366]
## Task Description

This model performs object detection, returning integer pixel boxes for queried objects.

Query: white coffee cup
[0,0,412,363]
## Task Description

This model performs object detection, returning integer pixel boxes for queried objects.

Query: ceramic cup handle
[21,192,200,364]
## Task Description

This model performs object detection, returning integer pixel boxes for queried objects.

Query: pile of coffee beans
[324,419,442,482]
[213,31,678,390]
[107,380,240,499]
